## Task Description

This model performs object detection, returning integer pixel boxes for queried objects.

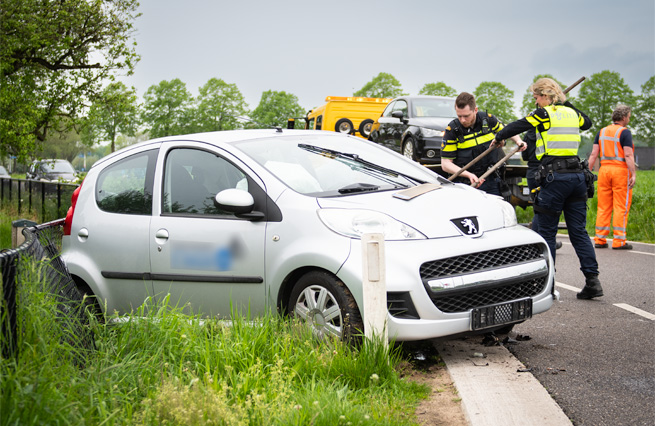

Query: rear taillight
[63,180,83,236]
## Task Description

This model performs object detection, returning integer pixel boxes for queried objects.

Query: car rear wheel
[335,118,355,134]
[403,137,417,161]
[358,119,374,138]
[289,271,363,342]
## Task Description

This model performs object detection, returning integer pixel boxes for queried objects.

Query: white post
[361,233,387,346]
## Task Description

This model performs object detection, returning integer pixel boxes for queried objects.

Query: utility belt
[534,157,596,198]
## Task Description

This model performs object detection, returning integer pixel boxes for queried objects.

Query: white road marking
[555,282,655,320]
[613,303,655,321]
[555,282,580,292]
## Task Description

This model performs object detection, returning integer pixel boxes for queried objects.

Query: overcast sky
[121,0,655,114]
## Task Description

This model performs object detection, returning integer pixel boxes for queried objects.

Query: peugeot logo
[451,216,480,236]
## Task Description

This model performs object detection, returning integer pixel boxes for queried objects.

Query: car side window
[315,115,323,130]
[392,100,408,117]
[162,148,247,216]
[382,102,395,117]
[95,150,157,215]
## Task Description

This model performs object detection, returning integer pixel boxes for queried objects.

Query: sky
[121,0,655,114]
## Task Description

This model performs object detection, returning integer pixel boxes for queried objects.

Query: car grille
[432,277,547,313]
[419,244,543,279]
[419,244,549,314]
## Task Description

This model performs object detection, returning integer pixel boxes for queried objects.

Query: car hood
[316,183,507,239]
[408,116,452,129]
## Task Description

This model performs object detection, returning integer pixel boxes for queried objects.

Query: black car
[27,159,77,182]
[369,96,456,164]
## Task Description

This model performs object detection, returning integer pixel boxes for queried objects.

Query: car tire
[289,270,363,343]
[358,119,374,138]
[403,137,418,161]
[335,118,355,135]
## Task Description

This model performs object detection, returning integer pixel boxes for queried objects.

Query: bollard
[361,233,387,345]
[11,219,37,248]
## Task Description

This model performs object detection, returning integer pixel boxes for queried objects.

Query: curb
[434,339,571,426]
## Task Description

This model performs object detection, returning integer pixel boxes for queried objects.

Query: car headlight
[420,128,444,138]
[498,199,518,227]
[318,209,426,240]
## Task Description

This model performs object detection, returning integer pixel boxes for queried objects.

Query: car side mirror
[214,188,265,220]
[391,110,408,124]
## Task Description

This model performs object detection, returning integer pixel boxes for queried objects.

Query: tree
[354,72,406,99]
[141,79,195,138]
[576,70,635,138]
[249,90,304,128]
[419,82,457,97]
[473,82,516,124]
[520,75,569,116]
[196,78,248,132]
[633,75,655,147]
[0,0,140,161]
[87,82,139,152]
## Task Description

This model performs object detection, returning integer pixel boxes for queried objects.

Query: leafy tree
[249,90,304,128]
[577,70,635,138]
[141,79,195,138]
[354,72,405,99]
[36,123,82,162]
[87,82,139,152]
[633,75,655,147]
[0,0,140,161]
[196,78,248,132]
[419,82,457,97]
[520,75,569,116]
[473,81,516,124]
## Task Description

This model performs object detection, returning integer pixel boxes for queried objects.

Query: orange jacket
[598,124,628,168]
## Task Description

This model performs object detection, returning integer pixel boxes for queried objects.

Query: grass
[516,170,654,243]
[1,259,430,426]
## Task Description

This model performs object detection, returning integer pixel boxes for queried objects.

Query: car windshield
[41,161,75,173]
[412,98,456,118]
[235,133,444,196]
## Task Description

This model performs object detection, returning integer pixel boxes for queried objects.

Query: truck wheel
[289,270,363,343]
[403,137,418,161]
[358,119,374,138]
[335,118,355,134]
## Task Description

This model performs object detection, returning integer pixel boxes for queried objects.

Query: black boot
[577,275,603,299]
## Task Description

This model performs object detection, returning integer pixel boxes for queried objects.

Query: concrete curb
[434,339,571,426]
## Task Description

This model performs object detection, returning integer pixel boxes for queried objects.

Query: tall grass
[516,170,654,243]
[1,259,429,426]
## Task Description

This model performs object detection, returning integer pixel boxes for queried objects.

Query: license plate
[471,298,532,330]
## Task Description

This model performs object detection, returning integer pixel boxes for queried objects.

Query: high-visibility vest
[599,124,628,168]
[535,105,581,160]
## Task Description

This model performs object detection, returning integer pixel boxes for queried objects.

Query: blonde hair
[530,78,566,107]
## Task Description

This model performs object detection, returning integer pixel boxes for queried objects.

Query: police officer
[493,78,602,300]
[441,92,525,195]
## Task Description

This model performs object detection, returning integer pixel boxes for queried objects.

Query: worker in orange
[587,104,636,250]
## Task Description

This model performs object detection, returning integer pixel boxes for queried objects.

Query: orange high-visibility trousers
[594,165,632,247]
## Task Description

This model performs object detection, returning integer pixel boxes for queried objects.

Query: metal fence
[0,178,79,223]
[0,219,94,360]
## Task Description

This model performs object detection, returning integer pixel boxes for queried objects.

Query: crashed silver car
[62,129,557,341]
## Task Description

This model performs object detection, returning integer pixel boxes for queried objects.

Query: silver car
[62,129,556,341]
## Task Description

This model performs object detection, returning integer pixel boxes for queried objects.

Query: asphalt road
[508,236,655,426]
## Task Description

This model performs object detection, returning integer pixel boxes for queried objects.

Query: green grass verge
[1,261,429,425]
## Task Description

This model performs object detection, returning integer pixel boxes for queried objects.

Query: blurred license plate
[471,298,532,330]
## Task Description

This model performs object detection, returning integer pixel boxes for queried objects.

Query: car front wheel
[403,137,417,161]
[289,271,363,342]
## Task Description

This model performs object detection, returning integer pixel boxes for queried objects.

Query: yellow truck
[298,96,391,139]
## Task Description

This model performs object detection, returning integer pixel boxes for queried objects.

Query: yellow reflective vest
[530,105,581,160]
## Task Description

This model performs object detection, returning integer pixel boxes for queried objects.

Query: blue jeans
[535,171,598,276]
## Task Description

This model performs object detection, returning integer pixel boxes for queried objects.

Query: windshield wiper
[338,183,380,194]
[298,144,427,185]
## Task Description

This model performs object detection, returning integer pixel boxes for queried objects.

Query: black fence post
[0,253,18,358]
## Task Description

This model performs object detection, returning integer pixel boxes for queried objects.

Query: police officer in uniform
[493,78,602,299]
[441,92,525,196]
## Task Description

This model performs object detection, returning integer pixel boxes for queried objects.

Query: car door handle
[155,229,169,241]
